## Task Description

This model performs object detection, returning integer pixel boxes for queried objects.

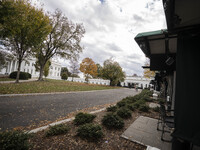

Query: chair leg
[161,122,165,141]
[157,116,162,131]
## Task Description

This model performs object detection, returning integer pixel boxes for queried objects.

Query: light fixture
[165,57,174,65]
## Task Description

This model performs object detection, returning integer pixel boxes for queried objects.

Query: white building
[67,77,110,85]
[0,57,62,80]
[121,76,152,89]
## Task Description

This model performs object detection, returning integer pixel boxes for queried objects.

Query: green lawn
[0,79,117,94]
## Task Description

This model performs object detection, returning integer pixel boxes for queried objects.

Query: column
[9,61,13,74]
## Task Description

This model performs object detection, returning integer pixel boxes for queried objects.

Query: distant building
[121,76,152,89]
[67,77,110,86]
[0,57,62,80]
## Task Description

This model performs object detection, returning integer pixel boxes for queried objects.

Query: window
[58,68,60,71]
[55,67,57,70]
[27,69,29,73]
[31,69,33,74]
[57,73,59,76]
[24,69,25,72]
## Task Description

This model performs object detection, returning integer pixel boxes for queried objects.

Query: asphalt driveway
[0,88,138,131]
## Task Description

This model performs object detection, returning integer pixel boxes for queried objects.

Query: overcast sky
[37,0,166,76]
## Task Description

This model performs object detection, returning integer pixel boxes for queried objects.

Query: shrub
[106,105,118,112]
[74,112,96,125]
[102,113,124,129]
[26,72,32,79]
[140,89,153,97]
[152,106,160,112]
[157,98,165,104]
[121,96,136,104]
[116,101,126,107]
[117,107,132,119]
[142,95,153,102]
[77,123,103,141]
[127,104,135,111]
[45,124,70,137]
[132,94,142,101]
[61,72,68,80]
[138,104,150,112]
[0,130,30,150]
[9,71,29,80]
[132,100,146,109]
[125,96,137,103]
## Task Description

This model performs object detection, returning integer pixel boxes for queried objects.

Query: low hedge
[9,71,31,80]
[45,124,70,137]
[0,130,30,150]
[77,123,103,141]
[138,104,150,112]
[117,107,132,119]
[127,104,135,111]
[102,113,124,129]
[116,101,126,107]
[74,112,96,125]
[106,105,118,112]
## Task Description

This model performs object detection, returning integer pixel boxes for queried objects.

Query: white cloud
[37,0,166,76]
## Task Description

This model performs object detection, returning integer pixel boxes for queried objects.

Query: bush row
[103,89,155,129]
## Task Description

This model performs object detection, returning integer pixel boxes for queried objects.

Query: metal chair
[157,103,174,141]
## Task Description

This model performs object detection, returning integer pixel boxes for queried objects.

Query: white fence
[67,77,110,85]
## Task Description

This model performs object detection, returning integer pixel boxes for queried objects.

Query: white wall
[67,77,110,85]
[0,57,62,80]
[121,76,152,89]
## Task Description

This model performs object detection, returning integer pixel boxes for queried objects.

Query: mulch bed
[29,108,159,150]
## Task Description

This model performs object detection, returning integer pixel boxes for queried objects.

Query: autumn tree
[143,60,155,78]
[34,10,85,81]
[0,0,51,83]
[69,58,79,82]
[79,58,97,82]
[101,58,125,86]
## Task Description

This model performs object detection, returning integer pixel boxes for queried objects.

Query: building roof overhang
[135,30,177,71]
[163,0,200,32]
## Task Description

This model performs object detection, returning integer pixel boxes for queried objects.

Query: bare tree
[35,10,85,81]
[69,58,80,82]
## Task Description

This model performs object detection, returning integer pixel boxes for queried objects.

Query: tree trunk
[15,60,22,83]
[38,65,44,81]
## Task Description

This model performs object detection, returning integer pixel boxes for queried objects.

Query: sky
[36,0,166,76]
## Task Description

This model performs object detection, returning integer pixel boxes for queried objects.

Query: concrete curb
[28,108,106,134]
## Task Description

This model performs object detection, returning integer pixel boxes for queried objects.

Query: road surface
[0,88,138,131]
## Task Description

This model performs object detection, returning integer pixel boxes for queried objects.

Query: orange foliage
[79,58,97,80]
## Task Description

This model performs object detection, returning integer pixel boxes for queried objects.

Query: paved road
[0,88,138,131]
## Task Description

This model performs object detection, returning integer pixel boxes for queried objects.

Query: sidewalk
[121,116,172,150]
